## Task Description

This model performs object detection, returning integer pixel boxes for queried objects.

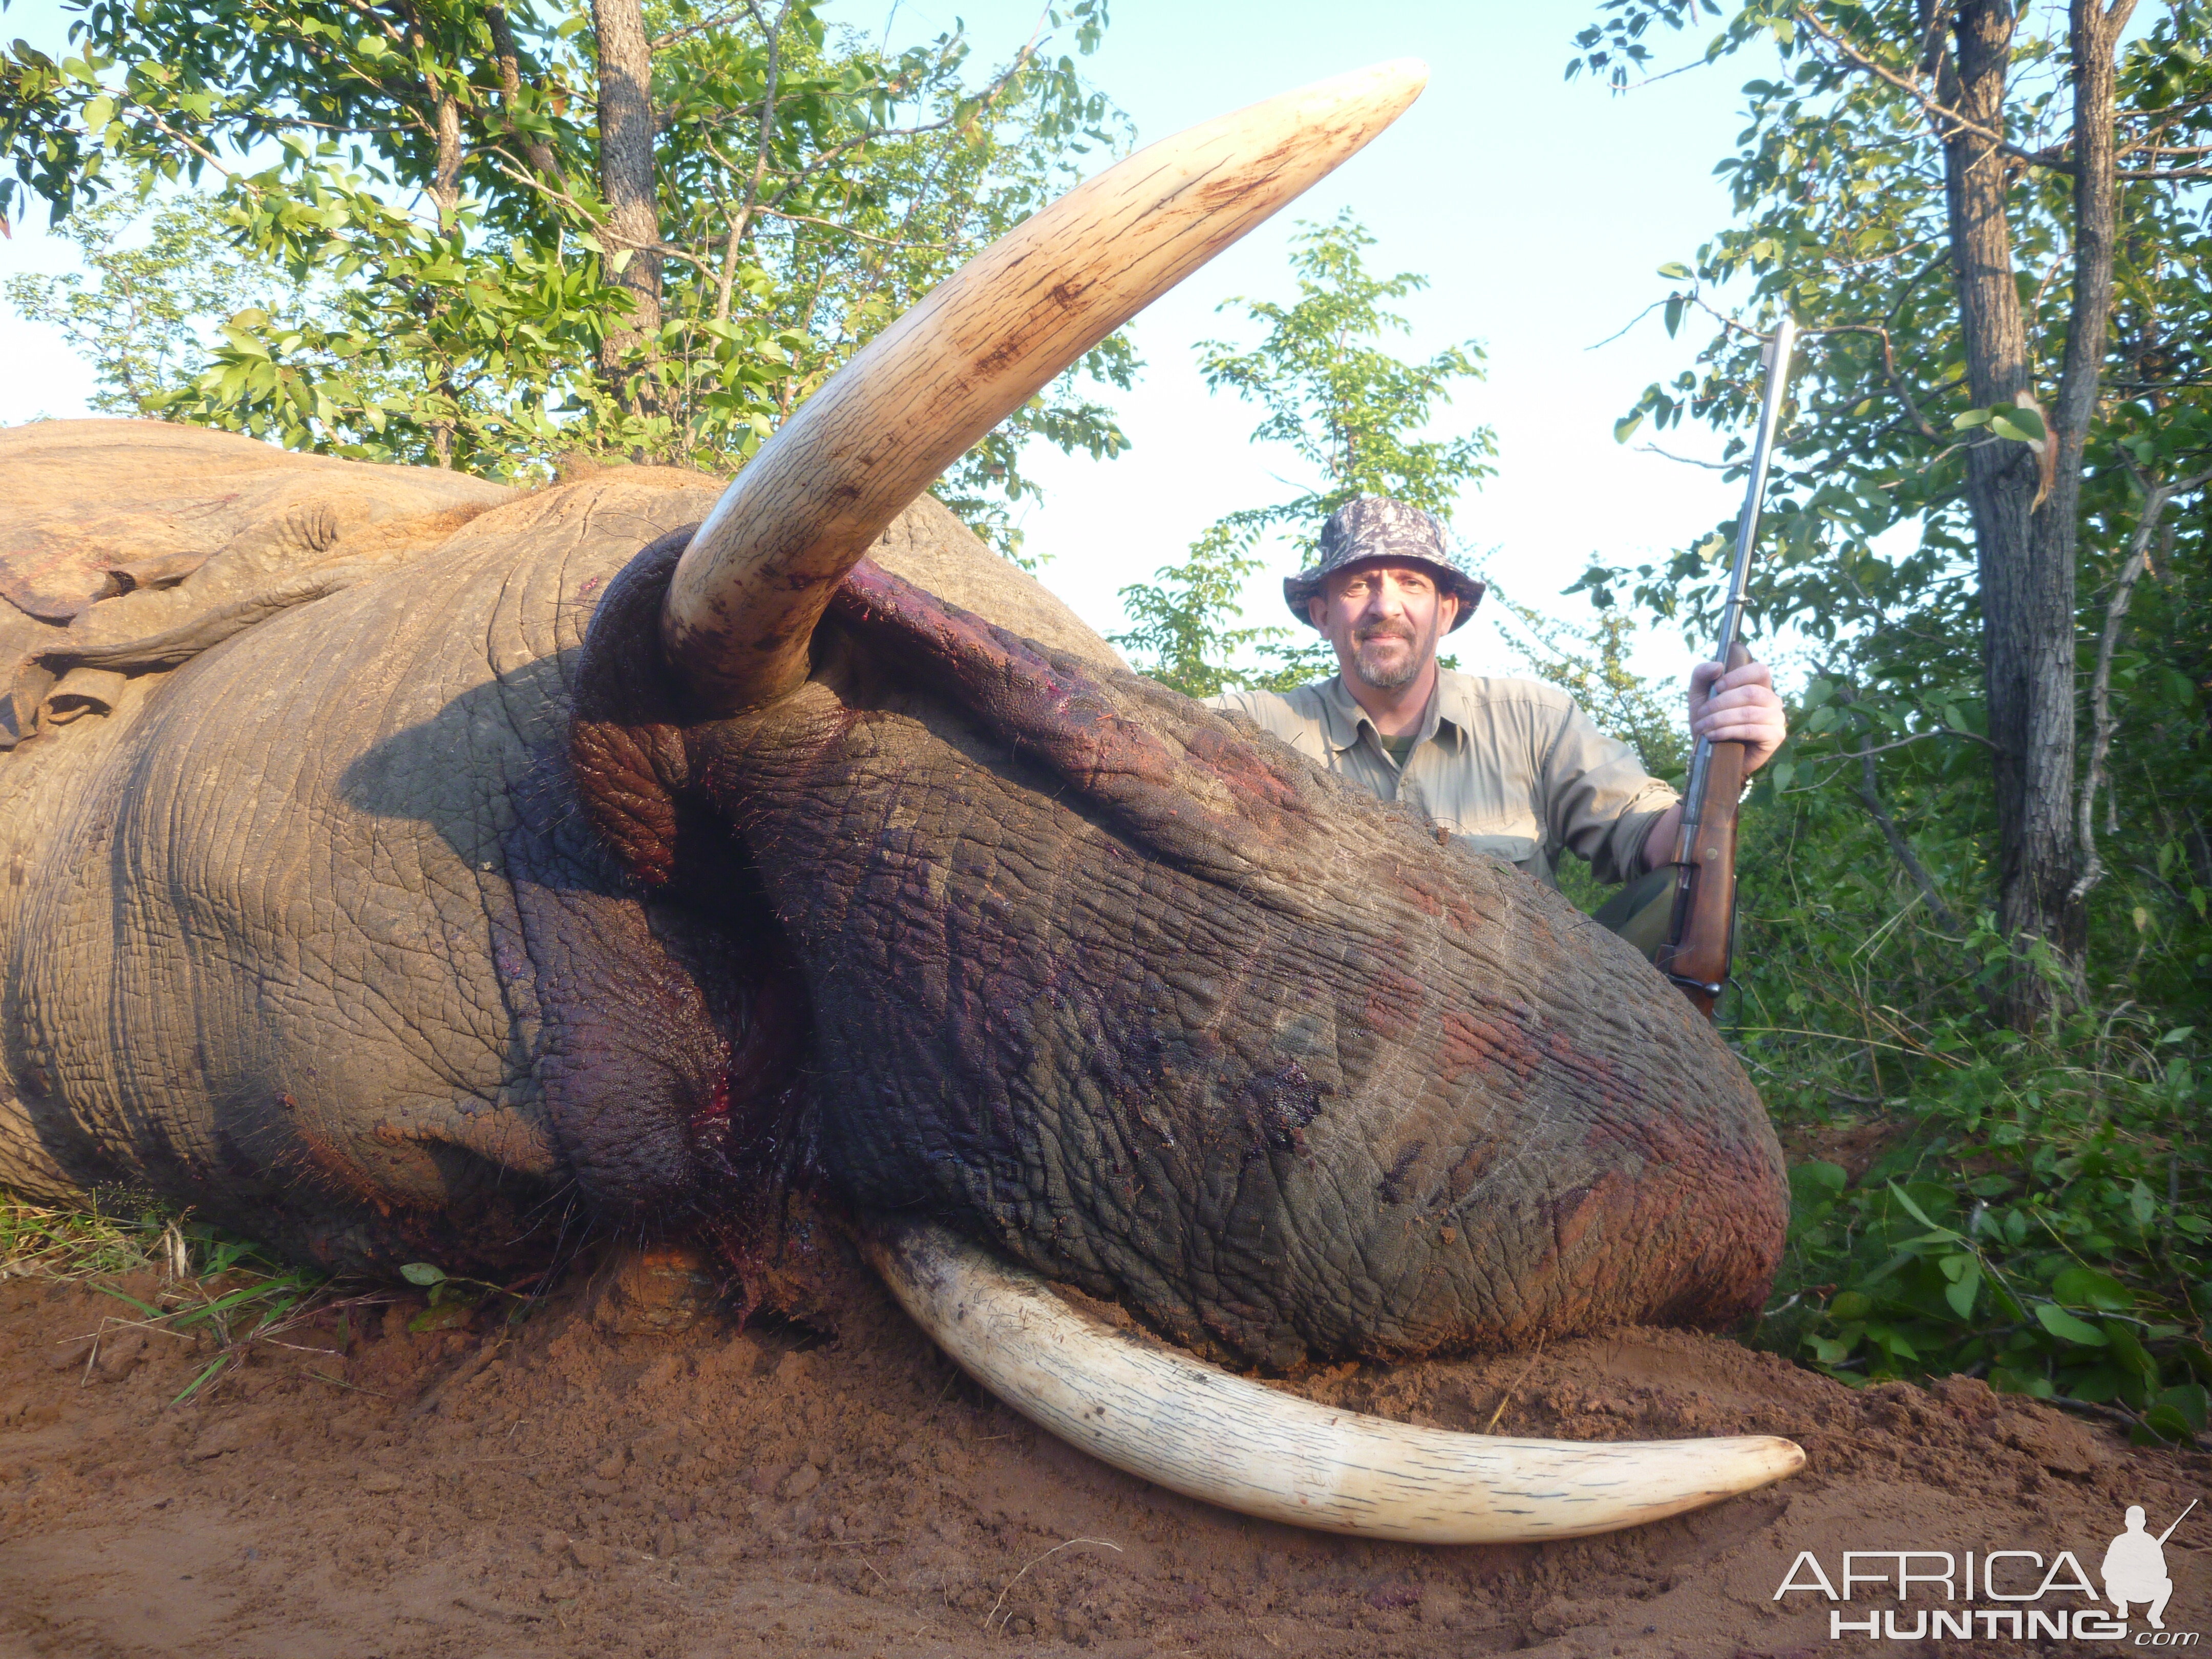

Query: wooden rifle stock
[1655,643,1751,1018]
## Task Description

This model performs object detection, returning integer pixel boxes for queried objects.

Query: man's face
[1308,562,1457,692]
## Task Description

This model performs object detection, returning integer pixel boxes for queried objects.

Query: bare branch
[715,0,791,322]
[1782,724,2004,798]
[2071,460,2212,903]
[1637,442,1732,471]
[1794,6,2076,175]
[1808,323,1955,440]
[1582,297,1667,351]
[134,109,256,192]
[650,8,755,51]
[1855,738,1964,933]
[751,206,948,251]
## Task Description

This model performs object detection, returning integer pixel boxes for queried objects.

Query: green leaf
[1864,1322,1918,1360]
[399,1262,447,1287]
[1952,408,1991,430]
[1944,1259,1982,1319]
[2036,1303,2109,1346]
[2052,1266,2132,1311]
[1791,1160,1847,1195]
[172,1354,230,1405]
[1613,412,1644,444]
[1886,1181,1954,1234]
[2067,1365,2125,1403]
[2157,1384,2209,1433]
[2136,1403,2195,1444]
[1656,261,1694,280]
[1829,1289,1873,1321]
[2107,1321,2158,1382]
[1988,413,2042,444]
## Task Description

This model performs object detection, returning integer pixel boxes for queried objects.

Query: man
[1211,497,1787,937]
[2102,1504,2178,1630]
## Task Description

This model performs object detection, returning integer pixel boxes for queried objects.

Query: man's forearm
[1642,803,1684,874]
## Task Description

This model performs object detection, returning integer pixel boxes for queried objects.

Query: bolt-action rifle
[1654,316,1795,1019]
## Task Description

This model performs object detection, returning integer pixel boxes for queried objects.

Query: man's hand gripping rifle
[1654,316,1796,1019]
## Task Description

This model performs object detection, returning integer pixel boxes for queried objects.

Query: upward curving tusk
[861,1219,1806,1546]
[662,59,1429,714]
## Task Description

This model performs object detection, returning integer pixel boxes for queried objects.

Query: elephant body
[0,418,1787,1370]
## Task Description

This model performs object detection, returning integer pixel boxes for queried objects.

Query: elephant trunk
[658,58,1429,715]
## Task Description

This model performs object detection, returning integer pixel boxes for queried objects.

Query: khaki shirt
[1210,671,1677,887]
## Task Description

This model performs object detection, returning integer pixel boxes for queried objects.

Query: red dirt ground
[2,1242,2205,1658]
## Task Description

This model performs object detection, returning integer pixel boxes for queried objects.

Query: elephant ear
[0,421,512,749]
[0,419,509,625]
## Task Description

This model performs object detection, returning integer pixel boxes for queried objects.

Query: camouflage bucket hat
[1283,496,1485,631]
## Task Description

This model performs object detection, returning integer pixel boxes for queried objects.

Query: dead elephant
[0,63,1797,1541]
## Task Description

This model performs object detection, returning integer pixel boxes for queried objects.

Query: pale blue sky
[0,0,1775,682]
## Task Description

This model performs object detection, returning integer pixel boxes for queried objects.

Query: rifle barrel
[1678,315,1796,835]
[2158,1498,2198,1545]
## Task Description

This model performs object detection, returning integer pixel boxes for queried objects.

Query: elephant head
[0,61,1796,1546]
[558,62,1798,1538]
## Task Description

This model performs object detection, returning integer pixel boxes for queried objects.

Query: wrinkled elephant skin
[0,418,1785,1373]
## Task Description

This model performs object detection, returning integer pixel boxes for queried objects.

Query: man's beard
[1350,623,1427,690]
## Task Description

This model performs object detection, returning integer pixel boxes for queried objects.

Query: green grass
[2,1192,367,1401]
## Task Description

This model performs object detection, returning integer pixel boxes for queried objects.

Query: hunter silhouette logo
[1775,1499,2201,1642]
[2104,1501,2195,1631]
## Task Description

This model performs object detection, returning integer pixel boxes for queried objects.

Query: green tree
[1570,0,2212,1026]
[5,185,309,415]
[1495,591,1687,782]
[1565,1,2212,1421]
[1,0,1134,527]
[1114,211,1496,695]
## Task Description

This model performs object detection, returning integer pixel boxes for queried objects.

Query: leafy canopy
[1,0,1134,543]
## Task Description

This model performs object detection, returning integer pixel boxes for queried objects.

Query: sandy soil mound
[2,1245,2205,1658]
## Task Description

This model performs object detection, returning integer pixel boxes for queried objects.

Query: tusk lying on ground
[860,1219,1806,1545]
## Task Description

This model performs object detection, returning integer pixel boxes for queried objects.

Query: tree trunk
[487,6,561,179]
[430,90,463,228]
[592,0,662,410]
[396,2,463,229]
[2019,0,2134,984]
[1936,0,2087,1026]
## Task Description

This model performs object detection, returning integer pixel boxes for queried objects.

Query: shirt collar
[1316,672,1466,755]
